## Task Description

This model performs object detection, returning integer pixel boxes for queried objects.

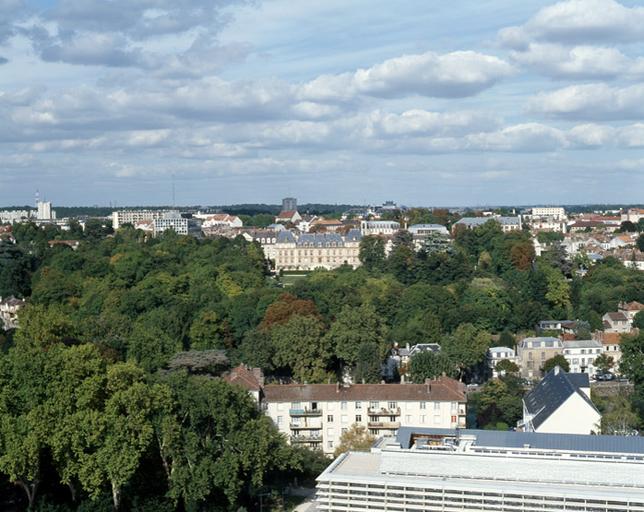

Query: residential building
[241,229,279,261]
[487,346,517,377]
[0,296,25,330]
[621,207,644,224]
[309,217,345,233]
[224,364,264,403]
[0,210,32,224]
[563,339,603,374]
[516,336,563,380]
[200,213,243,229]
[536,319,577,335]
[152,211,188,236]
[36,200,56,221]
[453,216,521,233]
[407,224,449,238]
[619,300,644,322]
[593,331,623,369]
[521,367,600,435]
[112,209,168,230]
[360,220,400,236]
[275,210,302,224]
[602,311,631,333]
[263,378,467,456]
[273,230,362,271]
[386,343,441,381]
[316,427,644,512]
[527,206,566,220]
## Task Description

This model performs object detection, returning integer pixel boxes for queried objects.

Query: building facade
[273,230,362,271]
[516,337,564,379]
[112,209,169,230]
[263,378,467,456]
[152,212,188,236]
[316,427,644,512]
[563,339,603,374]
[360,220,400,236]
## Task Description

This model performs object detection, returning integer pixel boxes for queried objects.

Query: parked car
[595,373,615,381]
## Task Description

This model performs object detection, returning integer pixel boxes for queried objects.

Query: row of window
[283,401,454,411]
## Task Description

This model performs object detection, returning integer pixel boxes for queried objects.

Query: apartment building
[152,212,188,236]
[316,427,644,512]
[563,339,603,374]
[453,216,522,233]
[112,209,169,230]
[488,346,517,377]
[516,336,563,379]
[272,230,362,271]
[263,378,467,456]
[360,220,400,236]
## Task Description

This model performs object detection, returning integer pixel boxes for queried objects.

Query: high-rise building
[281,197,297,212]
[316,427,644,512]
[36,201,56,220]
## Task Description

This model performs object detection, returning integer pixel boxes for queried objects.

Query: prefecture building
[263,377,467,456]
[272,230,362,271]
[316,427,644,512]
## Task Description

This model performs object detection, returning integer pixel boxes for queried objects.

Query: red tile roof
[224,364,263,392]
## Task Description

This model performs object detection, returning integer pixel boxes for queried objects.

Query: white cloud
[299,50,514,101]
[464,123,568,152]
[499,0,644,48]
[368,109,499,137]
[510,43,644,79]
[531,83,644,120]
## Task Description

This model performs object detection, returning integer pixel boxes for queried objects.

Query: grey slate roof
[523,367,598,430]
[395,426,644,454]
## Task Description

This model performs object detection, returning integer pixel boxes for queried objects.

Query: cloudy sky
[1,0,643,206]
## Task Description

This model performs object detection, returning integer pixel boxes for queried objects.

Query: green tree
[620,331,644,384]
[633,310,644,330]
[188,309,227,350]
[594,353,614,374]
[333,424,375,457]
[325,304,388,368]
[495,359,520,376]
[409,351,455,382]
[353,342,383,384]
[637,234,644,252]
[476,376,523,429]
[442,324,490,382]
[358,236,386,273]
[542,354,570,374]
[271,316,330,382]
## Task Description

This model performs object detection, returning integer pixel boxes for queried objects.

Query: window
[277,416,283,426]
[451,402,458,412]
[327,415,334,422]
[355,401,362,410]
[433,415,441,424]
[434,402,441,411]
[388,401,397,410]
[291,402,301,410]
[341,401,347,411]
[341,415,348,423]
[420,401,426,410]
[327,428,335,437]
[327,441,333,449]
[370,401,379,410]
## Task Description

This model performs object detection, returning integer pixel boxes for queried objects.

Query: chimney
[554,366,560,375]
[336,382,340,393]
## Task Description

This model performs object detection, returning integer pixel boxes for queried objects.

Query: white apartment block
[488,346,517,377]
[263,378,467,456]
[112,209,169,230]
[152,212,188,236]
[621,208,644,224]
[528,206,566,219]
[273,230,362,272]
[563,339,603,374]
[316,427,644,512]
[0,210,32,224]
[36,201,56,221]
[360,220,400,236]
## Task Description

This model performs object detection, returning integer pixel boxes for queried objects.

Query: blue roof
[395,427,644,454]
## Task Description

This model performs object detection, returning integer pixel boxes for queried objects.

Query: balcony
[289,408,322,417]
[290,434,322,444]
[368,421,401,429]
[367,407,401,416]
[290,423,322,430]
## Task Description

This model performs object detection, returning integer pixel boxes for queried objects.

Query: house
[562,340,603,374]
[263,377,467,455]
[309,217,345,233]
[488,346,518,377]
[275,210,302,224]
[386,343,441,381]
[241,230,279,261]
[618,301,644,322]
[0,296,25,330]
[516,337,564,380]
[593,331,622,369]
[621,208,644,224]
[201,213,243,229]
[224,364,264,403]
[520,367,600,435]
[536,320,577,335]
[602,312,631,333]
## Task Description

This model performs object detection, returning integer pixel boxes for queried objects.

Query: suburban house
[602,311,631,333]
[593,331,623,369]
[275,210,302,224]
[386,343,441,381]
[201,213,243,229]
[619,300,644,322]
[488,346,518,377]
[224,364,264,403]
[516,337,564,380]
[263,378,467,456]
[520,367,600,435]
[562,339,603,374]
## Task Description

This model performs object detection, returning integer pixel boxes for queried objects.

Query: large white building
[521,367,600,435]
[272,230,362,271]
[316,427,644,512]
[563,339,603,374]
[152,212,188,236]
[527,206,567,220]
[453,216,522,233]
[360,220,400,236]
[263,378,467,456]
[112,209,169,230]
[36,200,56,221]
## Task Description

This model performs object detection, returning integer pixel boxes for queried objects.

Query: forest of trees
[1,217,644,510]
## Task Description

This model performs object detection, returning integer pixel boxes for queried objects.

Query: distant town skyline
[1,0,644,205]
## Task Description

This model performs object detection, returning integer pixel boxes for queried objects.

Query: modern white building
[112,209,168,230]
[487,346,517,377]
[563,339,603,374]
[0,210,32,224]
[36,200,56,221]
[453,216,522,233]
[316,427,644,512]
[263,378,467,456]
[521,367,600,435]
[152,212,188,236]
[360,220,400,236]
[526,206,567,220]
